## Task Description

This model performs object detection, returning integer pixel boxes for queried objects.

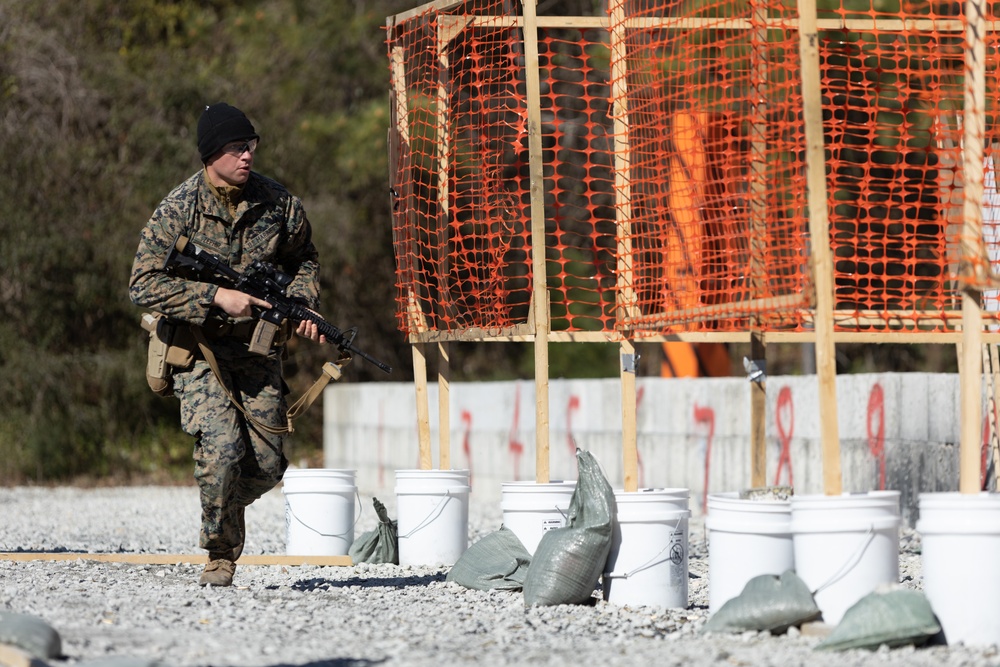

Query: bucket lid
[707,493,792,513]
[614,487,689,495]
[396,468,470,477]
[918,491,1000,510]
[283,468,356,480]
[791,491,900,516]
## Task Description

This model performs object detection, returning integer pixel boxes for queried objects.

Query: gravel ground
[1,484,999,667]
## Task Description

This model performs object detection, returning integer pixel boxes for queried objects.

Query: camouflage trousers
[174,349,289,555]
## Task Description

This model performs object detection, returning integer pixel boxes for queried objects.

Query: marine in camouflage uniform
[129,103,324,586]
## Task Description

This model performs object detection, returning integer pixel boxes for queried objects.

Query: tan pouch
[141,313,197,397]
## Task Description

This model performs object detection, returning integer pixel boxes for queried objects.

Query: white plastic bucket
[282,468,357,556]
[790,491,900,625]
[500,481,576,555]
[395,469,470,566]
[917,492,1000,647]
[705,492,794,613]
[603,488,691,609]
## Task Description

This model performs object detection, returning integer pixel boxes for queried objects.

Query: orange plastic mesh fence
[387,0,1000,339]
[388,2,534,335]
[607,0,811,334]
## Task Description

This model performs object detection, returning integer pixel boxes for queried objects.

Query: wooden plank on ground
[0,553,353,566]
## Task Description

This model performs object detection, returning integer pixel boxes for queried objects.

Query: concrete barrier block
[325,373,965,525]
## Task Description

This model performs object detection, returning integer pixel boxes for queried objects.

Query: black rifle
[163,234,392,374]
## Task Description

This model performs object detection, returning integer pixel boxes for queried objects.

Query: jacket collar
[197,169,277,222]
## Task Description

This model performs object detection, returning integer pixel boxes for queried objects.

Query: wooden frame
[387,0,995,494]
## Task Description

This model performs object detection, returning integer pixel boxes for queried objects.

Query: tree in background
[0,0,960,483]
[0,0,420,482]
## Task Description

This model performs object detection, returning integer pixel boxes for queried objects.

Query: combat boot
[199,556,236,587]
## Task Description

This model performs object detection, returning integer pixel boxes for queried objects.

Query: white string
[397,491,456,538]
[286,490,364,538]
[603,515,685,579]
[812,524,876,596]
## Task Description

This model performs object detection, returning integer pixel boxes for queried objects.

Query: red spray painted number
[567,395,580,455]
[867,383,886,490]
[508,384,525,481]
[774,386,794,487]
[694,405,714,513]
[461,409,474,486]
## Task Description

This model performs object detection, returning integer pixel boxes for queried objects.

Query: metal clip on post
[743,357,766,384]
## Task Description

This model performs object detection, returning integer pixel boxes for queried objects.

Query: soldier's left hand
[296,319,327,344]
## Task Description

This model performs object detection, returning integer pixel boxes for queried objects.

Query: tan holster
[141,313,197,397]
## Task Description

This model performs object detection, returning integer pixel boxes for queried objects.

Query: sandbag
[522,449,615,606]
[349,497,399,565]
[702,570,821,634]
[816,587,940,651]
[446,526,532,591]
[0,611,62,659]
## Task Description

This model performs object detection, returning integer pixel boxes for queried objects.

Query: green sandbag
[349,497,399,565]
[0,611,62,659]
[702,570,821,634]
[522,449,615,607]
[816,587,941,651]
[446,526,532,591]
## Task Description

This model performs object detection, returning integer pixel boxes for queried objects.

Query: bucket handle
[287,491,365,539]
[397,490,457,539]
[811,523,876,597]
[603,516,684,580]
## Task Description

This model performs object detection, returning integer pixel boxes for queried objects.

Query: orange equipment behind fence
[386,0,1000,342]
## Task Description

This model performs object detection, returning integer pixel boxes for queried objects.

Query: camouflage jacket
[129,169,321,328]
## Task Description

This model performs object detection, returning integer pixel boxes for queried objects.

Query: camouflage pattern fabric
[174,344,288,554]
[129,168,321,556]
[129,169,320,322]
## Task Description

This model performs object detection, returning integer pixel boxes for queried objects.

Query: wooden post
[750,331,767,488]
[413,343,433,470]
[522,0,551,484]
[959,0,987,493]
[797,0,842,495]
[438,341,451,470]
[609,0,640,492]
[961,291,984,492]
[749,2,769,490]
[621,340,639,492]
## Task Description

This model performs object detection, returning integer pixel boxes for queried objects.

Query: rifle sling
[191,326,351,436]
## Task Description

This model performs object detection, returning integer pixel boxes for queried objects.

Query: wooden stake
[438,341,451,470]
[609,0,641,492]
[958,0,987,494]
[412,343,433,470]
[797,0,842,495]
[621,340,639,492]
[961,290,984,493]
[523,0,551,484]
[749,1,769,491]
[750,331,767,488]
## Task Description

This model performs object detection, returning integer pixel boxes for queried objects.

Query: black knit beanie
[197,103,259,163]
